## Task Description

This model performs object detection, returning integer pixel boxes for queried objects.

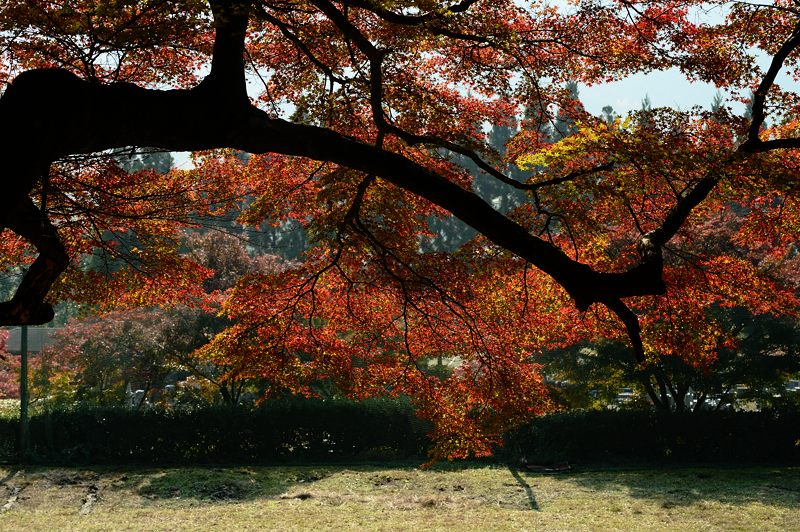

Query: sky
[580,68,720,116]
[581,53,800,117]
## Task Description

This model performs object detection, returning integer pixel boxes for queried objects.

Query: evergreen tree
[116,149,174,174]
[600,105,618,125]
[552,80,581,139]
[425,81,585,252]
[424,118,529,252]
[710,91,725,115]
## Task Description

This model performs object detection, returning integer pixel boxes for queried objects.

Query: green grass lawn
[0,464,797,530]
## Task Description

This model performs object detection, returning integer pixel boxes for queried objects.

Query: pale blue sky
[580,68,720,115]
[581,54,800,116]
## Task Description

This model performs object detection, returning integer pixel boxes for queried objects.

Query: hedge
[0,398,430,464]
[1,403,798,465]
[503,409,800,465]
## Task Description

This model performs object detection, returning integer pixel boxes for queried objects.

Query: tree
[39,308,181,407]
[543,309,800,413]
[33,230,284,408]
[0,329,16,399]
[1,0,800,457]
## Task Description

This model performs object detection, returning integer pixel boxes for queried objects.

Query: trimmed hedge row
[503,409,800,465]
[1,402,798,465]
[0,398,430,464]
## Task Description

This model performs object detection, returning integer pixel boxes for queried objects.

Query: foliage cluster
[542,308,800,412]
[0,224,286,408]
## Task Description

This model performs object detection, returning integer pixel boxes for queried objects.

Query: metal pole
[19,325,29,459]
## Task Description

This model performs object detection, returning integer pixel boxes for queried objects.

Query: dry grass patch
[0,464,796,530]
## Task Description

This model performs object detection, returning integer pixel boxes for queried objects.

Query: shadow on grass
[130,462,433,502]
[563,466,800,509]
[508,466,540,511]
[134,466,337,502]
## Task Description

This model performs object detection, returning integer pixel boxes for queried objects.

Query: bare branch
[741,19,800,150]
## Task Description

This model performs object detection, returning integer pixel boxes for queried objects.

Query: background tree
[29,230,284,409]
[543,309,800,413]
[0,329,16,399]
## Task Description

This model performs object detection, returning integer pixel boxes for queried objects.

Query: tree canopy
[1,0,800,457]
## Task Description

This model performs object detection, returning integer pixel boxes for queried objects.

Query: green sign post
[19,325,30,460]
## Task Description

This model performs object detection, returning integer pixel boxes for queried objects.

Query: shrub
[503,409,800,465]
[0,398,430,464]
[2,403,798,465]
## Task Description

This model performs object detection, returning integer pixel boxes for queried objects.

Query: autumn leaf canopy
[1,0,800,458]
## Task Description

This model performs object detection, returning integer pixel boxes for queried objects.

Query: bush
[0,398,430,464]
[2,403,798,465]
[503,409,800,465]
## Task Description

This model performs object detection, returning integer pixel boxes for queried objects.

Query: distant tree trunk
[137,382,151,409]
[219,385,233,405]
[693,391,708,412]
[19,325,30,460]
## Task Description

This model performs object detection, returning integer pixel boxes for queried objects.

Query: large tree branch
[343,0,480,24]
[226,110,669,308]
[741,19,800,150]
[636,18,800,277]
[201,0,251,101]
[342,0,489,42]
[0,64,666,324]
